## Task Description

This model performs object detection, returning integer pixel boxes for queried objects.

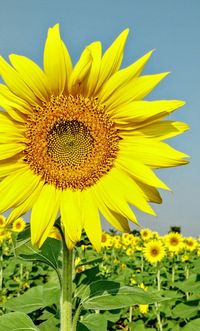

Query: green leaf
[182,318,200,331]
[38,317,59,331]
[0,312,39,331]
[15,237,61,271]
[81,281,167,310]
[172,302,199,319]
[4,285,59,313]
[77,314,107,331]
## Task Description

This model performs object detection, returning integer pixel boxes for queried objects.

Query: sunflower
[140,228,153,241]
[164,232,183,253]
[0,24,188,251]
[184,237,198,252]
[143,240,165,264]
[12,217,26,232]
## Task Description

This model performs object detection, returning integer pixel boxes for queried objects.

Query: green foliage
[1,229,200,330]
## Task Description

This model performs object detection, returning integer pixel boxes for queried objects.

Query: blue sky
[0,0,199,236]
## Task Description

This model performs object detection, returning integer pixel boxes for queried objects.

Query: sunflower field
[0,215,200,331]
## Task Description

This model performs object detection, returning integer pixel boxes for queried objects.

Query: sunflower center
[151,248,159,256]
[24,95,119,190]
[170,238,179,246]
[47,120,93,167]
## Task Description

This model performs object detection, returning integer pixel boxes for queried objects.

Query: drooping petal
[82,189,102,252]
[43,24,72,95]
[92,186,130,232]
[31,184,60,247]
[98,50,154,103]
[0,168,41,213]
[116,154,170,190]
[9,54,51,101]
[60,190,82,243]
[94,29,129,94]
[96,171,138,224]
[109,167,157,215]
[7,180,44,223]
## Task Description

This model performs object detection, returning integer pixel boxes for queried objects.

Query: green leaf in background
[182,318,200,331]
[77,314,107,331]
[81,281,167,310]
[172,302,199,319]
[4,285,59,313]
[14,237,61,283]
[0,312,39,331]
[38,316,59,331]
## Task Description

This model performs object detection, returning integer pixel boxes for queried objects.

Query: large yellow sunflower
[0,24,189,251]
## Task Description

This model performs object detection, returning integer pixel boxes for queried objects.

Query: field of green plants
[1,222,200,331]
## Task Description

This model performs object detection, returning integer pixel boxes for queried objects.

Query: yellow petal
[96,171,138,224]
[0,158,25,179]
[85,41,102,96]
[7,180,44,223]
[92,186,130,232]
[109,100,185,124]
[44,24,72,95]
[60,190,82,243]
[0,168,40,213]
[110,167,156,215]
[94,29,129,94]
[9,54,51,101]
[0,111,25,132]
[68,47,92,95]
[104,72,169,112]
[0,143,25,160]
[98,50,154,103]
[120,138,189,168]
[117,154,170,190]
[31,185,60,247]
[0,84,32,114]
[0,56,38,105]
[127,121,189,140]
[82,189,102,252]
[134,180,162,204]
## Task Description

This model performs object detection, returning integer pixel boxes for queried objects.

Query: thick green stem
[171,265,175,288]
[60,235,73,331]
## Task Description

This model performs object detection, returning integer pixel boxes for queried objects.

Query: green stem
[185,264,190,300]
[60,232,73,331]
[171,265,175,288]
[156,266,163,331]
[72,305,82,331]
[0,246,3,292]
[129,305,133,323]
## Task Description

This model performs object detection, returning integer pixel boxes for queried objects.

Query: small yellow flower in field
[126,247,134,256]
[181,254,189,262]
[197,248,200,257]
[113,235,121,242]
[139,304,149,314]
[164,232,183,253]
[22,282,30,289]
[113,242,122,249]
[152,231,159,238]
[48,226,62,240]
[0,24,189,250]
[138,283,148,291]
[0,229,10,240]
[140,228,153,241]
[143,240,165,264]
[114,258,120,265]
[120,263,126,270]
[12,218,26,232]
[184,237,198,251]
[0,215,6,228]
[101,233,113,248]
[130,276,137,285]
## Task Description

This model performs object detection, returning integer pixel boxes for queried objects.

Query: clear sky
[0,0,199,236]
